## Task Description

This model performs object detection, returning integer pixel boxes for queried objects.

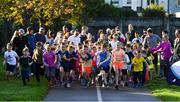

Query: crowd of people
[3,24,180,89]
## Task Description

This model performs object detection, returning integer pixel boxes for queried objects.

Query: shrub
[142,4,166,17]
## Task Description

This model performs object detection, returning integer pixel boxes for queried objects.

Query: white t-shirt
[123,54,130,69]
[45,35,54,45]
[109,40,119,50]
[68,35,81,45]
[132,37,142,44]
[4,50,18,65]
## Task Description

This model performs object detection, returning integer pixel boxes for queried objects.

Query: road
[44,82,160,102]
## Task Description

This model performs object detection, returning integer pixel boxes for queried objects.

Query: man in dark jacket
[12,29,28,56]
[35,27,46,44]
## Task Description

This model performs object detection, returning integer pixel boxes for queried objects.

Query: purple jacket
[43,51,57,68]
[152,41,173,60]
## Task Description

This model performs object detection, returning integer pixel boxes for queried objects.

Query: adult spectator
[35,27,46,44]
[125,24,135,42]
[12,29,28,56]
[79,26,88,44]
[68,29,81,46]
[109,34,119,50]
[152,34,173,79]
[54,31,63,45]
[132,31,142,44]
[174,29,180,58]
[62,25,70,38]
[143,28,161,75]
[26,27,36,56]
[45,31,55,45]
[115,27,125,44]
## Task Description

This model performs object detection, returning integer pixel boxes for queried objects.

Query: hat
[39,27,45,32]
[18,28,25,34]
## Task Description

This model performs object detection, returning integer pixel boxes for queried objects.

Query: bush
[142,4,166,17]
[120,8,138,17]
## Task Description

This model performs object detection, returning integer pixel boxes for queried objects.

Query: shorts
[83,66,92,75]
[121,69,127,75]
[60,63,70,72]
[127,64,132,71]
[21,69,30,78]
[113,61,124,69]
[45,67,56,78]
[99,66,109,73]
[6,63,16,72]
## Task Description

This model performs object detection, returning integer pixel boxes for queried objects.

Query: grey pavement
[44,82,160,102]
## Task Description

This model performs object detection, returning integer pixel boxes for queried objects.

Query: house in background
[105,0,180,15]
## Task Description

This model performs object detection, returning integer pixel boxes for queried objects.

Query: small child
[97,44,111,88]
[32,42,43,82]
[19,47,32,85]
[43,44,57,87]
[56,43,70,88]
[132,51,147,88]
[80,45,92,88]
[91,46,97,85]
[4,43,19,80]
[121,54,130,87]
[125,44,134,82]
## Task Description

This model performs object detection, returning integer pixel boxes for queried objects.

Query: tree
[0,0,85,27]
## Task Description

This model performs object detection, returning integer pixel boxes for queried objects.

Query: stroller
[167,60,180,86]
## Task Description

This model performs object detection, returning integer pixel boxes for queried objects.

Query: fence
[88,17,180,43]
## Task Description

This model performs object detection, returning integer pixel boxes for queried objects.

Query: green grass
[0,55,48,101]
[147,78,180,101]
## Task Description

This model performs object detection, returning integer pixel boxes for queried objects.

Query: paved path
[44,82,160,101]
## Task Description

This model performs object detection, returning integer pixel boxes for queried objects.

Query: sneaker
[67,83,71,88]
[102,84,105,88]
[133,84,137,88]
[115,85,119,90]
[64,83,67,88]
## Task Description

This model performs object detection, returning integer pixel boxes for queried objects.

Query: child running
[79,45,92,88]
[56,43,70,88]
[43,44,57,87]
[97,44,111,88]
[4,43,19,81]
[32,42,43,82]
[112,42,126,90]
[132,51,147,88]
[19,47,32,85]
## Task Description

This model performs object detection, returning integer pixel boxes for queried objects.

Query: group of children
[3,26,156,90]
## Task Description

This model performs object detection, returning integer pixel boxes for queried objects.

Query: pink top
[112,49,125,69]
[43,51,57,68]
[112,49,125,62]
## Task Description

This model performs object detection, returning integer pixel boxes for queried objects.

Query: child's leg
[137,71,142,87]
[59,67,65,83]
[21,70,26,85]
[101,70,107,85]
[114,68,119,86]
[141,71,146,86]
[133,72,138,87]
[34,63,41,82]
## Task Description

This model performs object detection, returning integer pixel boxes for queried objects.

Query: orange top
[112,49,125,69]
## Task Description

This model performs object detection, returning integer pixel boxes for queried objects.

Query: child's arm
[54,54,59,64]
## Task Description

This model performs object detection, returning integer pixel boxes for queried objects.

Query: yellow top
[132,56,146,72]
[147,55,154,69]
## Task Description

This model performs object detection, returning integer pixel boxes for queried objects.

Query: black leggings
[133,71,142,86]
[34,63,43,82]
